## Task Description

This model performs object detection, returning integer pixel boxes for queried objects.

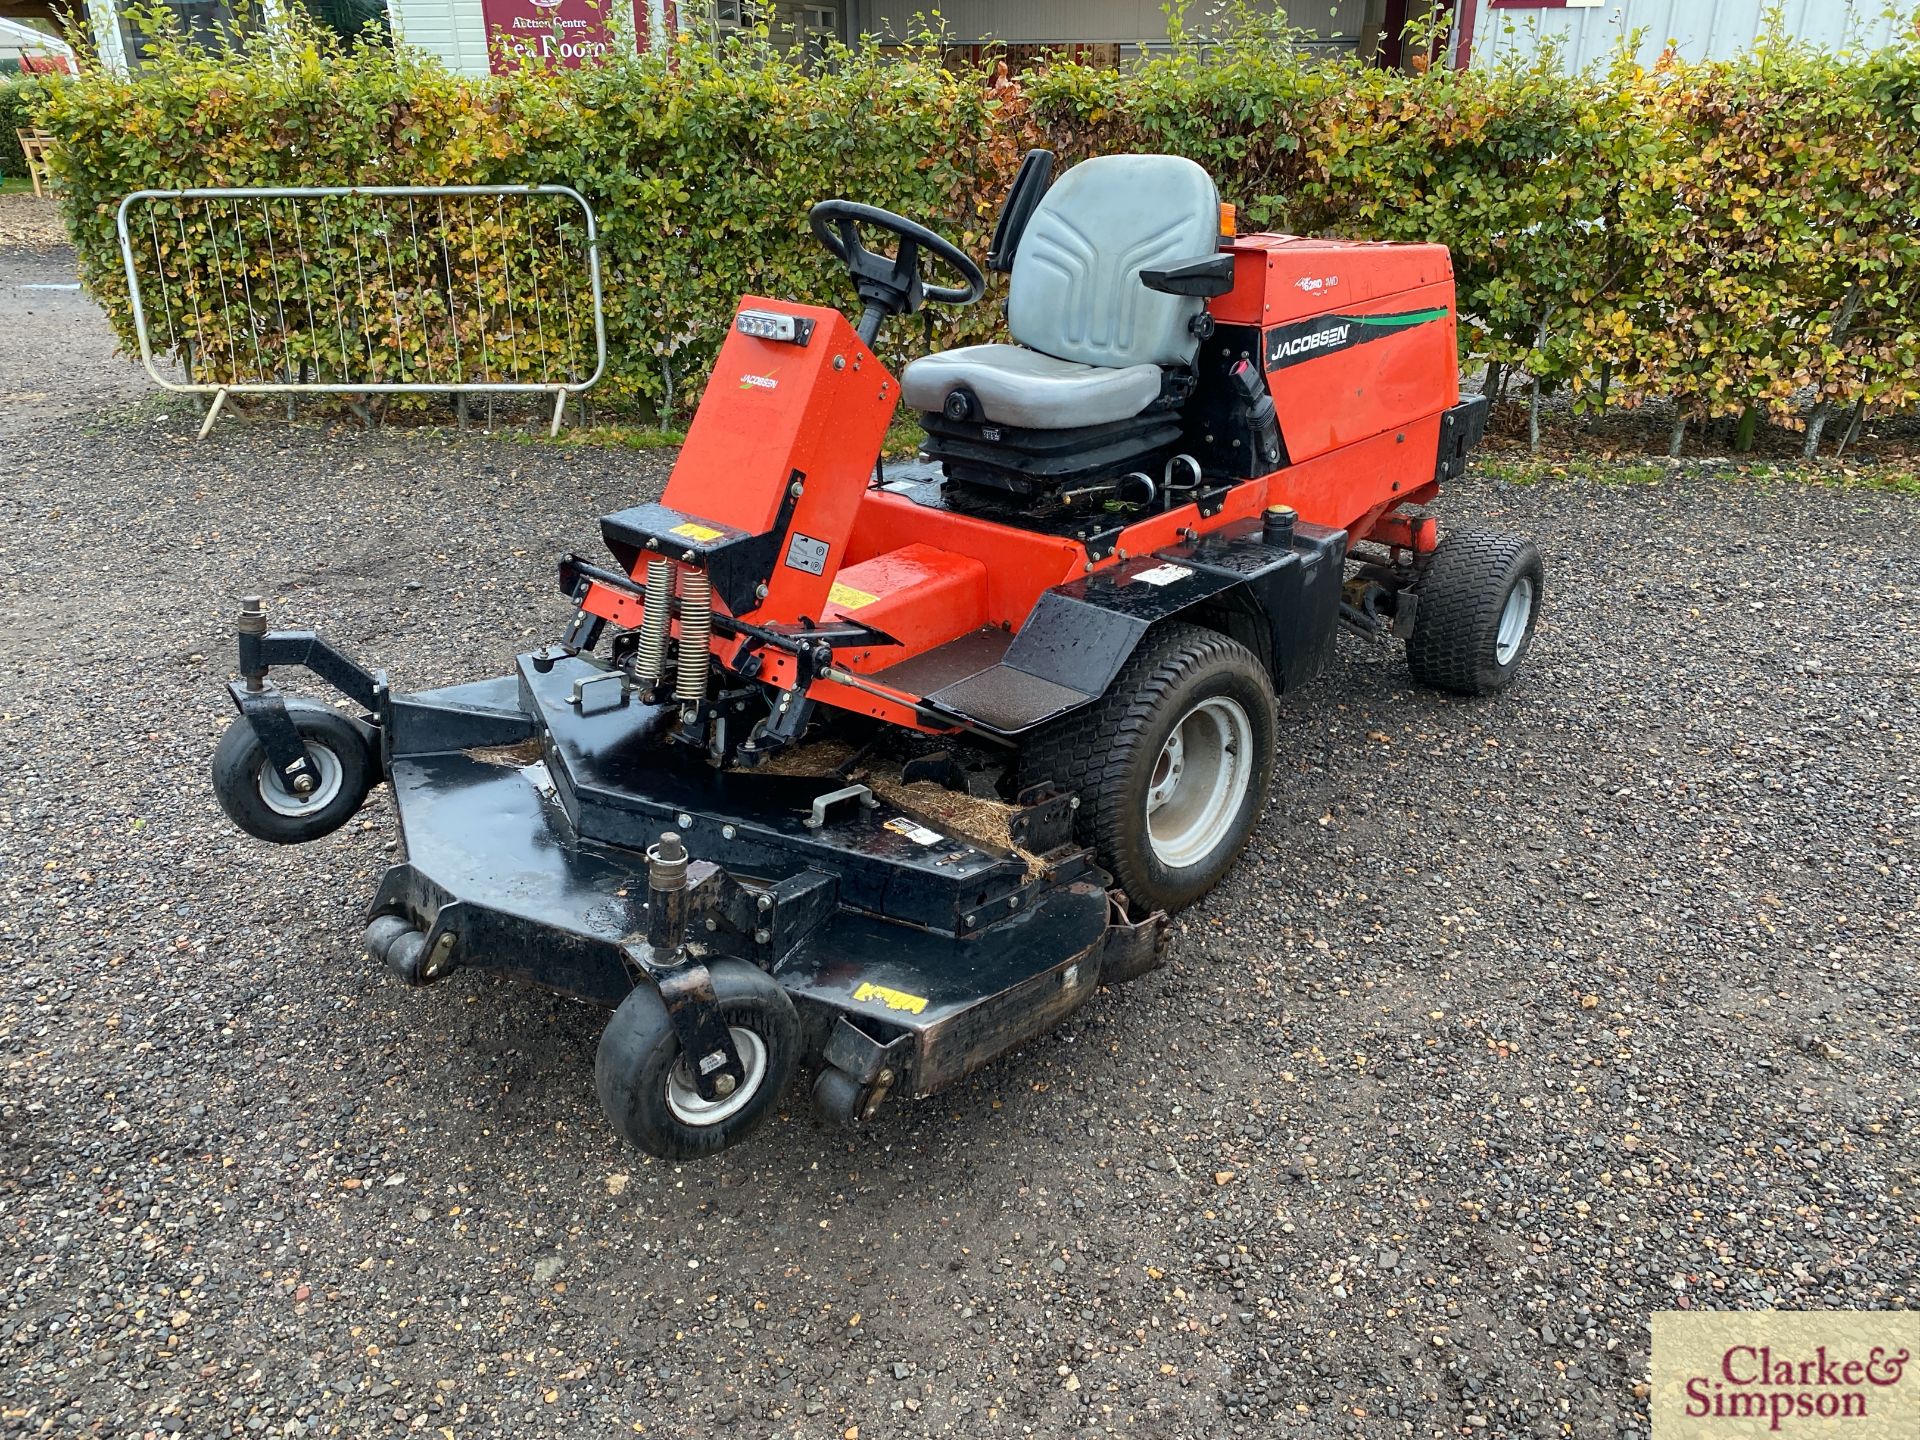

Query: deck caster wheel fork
[595,961,798,1160]
[213,694,376,845]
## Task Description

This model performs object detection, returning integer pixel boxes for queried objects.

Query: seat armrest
[1139,253,1235,298]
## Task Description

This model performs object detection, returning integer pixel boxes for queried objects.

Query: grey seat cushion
[901,344,1163,430]
[903,154,1220,432]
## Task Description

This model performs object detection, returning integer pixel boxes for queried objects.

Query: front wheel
[595,961,799,1160]
[1020,623,1277,914]
[211,699,376,844]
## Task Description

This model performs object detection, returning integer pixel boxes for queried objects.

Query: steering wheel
[808,200,986,340]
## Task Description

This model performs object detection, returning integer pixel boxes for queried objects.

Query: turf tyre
[1019,622,1276,914]
[1405,531,1543,695]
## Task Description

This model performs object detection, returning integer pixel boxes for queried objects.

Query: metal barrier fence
[115,185,607,436]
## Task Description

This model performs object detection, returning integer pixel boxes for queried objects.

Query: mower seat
[901,154,1219,432]
[902,344,1163,430]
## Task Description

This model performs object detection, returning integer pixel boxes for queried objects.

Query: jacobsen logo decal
[1266,308,1448,371]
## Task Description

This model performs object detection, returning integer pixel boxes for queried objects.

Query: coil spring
[633,558,674,683]
[675,569,714,703]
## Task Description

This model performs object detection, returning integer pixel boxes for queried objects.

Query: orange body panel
[823,543,989,670]
[844,494,1088,631]
[662,298,898,626]
[1212,234,1454,327]
[1213,235,1460,466]
[589,236,1470,735]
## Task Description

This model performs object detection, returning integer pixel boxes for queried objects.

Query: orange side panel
[846,491,1089,627]
[1264,280,1459,465]
[1267,416,1444,534]
[1209,233,1457,469]
[823,543,990,672]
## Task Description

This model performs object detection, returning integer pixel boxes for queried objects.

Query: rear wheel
[1021,623,1276,914]
[1405,531,1543,695]
[595,961,798,1160]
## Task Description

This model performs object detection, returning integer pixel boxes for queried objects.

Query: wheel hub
[1495,576,1535,666]
[1145,696,1255,870]
[1146,730,1185,811]
[258,743,344,818]
[665,1026,767,1127]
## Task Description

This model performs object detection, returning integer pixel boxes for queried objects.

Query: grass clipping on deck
[752,741,1047,878]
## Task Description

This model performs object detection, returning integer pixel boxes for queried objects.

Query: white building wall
[386,0,1369,71]
[0,15,74,64]
[857,0,1370,48]
[1469,0,1909,72]
[389,0,492,76]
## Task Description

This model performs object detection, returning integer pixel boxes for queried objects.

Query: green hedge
[35,11,1920,449]
[0,78,45,182]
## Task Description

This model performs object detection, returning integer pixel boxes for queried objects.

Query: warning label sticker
[853,981,930,1015]
[828,581,879,611]
[1131,563,1193,587]
[885,816,944,846]
[670,521,723,543]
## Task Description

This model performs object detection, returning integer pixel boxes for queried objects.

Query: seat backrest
[1007,154,1219,371]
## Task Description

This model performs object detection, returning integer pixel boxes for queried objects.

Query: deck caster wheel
[384,929,428,984]
[811,1066,873,1128]
[1406,531,1543,695]
[594,961,799,1160]
[363,914,413,964]
[212,699,375,844]
[1020,622,1276,914]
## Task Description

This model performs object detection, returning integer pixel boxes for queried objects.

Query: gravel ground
[0,229,150,442]
[3,239,1918,1440]
[0,192,69,252]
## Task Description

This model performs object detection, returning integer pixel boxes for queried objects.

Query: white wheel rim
[1495,576,1535,666]
[1146,696,1254,869]
[257,742,344,818]
[665,1026,768,1127]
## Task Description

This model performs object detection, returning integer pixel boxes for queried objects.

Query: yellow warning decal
[853,981,929,1015]
[670,521,724,543]
[828,580,879,611]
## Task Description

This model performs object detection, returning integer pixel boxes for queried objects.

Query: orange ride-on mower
[210,152,1540,1160]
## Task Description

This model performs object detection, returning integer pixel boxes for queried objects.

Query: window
[800,4,837,62]
[714,0,766,32]
[124,0,242,65]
